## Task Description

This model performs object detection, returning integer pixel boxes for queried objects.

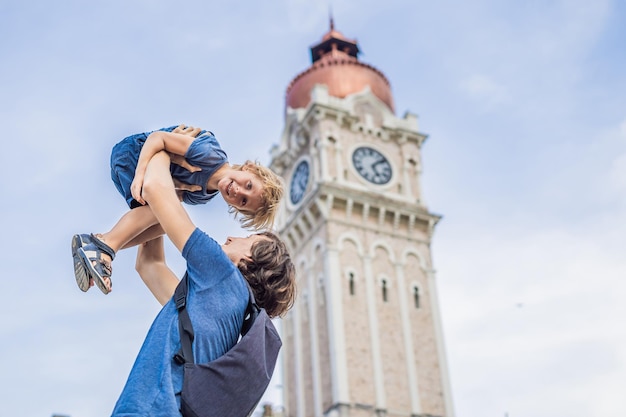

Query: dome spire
[286,22,395,113]
[311,19,359,63]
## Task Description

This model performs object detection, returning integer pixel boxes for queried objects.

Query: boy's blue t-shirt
[111,228,248,417]
[110,126,228,207]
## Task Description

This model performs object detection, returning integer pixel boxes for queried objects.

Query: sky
[1,1,625,416]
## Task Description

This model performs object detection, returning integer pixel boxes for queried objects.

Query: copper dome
[285,23,395,113]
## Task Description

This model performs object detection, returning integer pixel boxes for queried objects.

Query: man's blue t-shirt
[111,228,249,416]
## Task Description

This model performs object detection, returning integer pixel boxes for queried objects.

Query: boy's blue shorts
[110,133,148,209]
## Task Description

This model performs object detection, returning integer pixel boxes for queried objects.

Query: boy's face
[217,168,264,213]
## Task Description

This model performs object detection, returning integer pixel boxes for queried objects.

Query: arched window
[317,276,326,306]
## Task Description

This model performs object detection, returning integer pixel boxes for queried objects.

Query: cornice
[278,181,442,252]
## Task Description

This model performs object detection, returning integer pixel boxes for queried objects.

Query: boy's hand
[170,153,202,173]
[131,175,146,205]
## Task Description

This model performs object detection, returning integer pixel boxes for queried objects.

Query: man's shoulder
[183,228,243,290]
[182,229,231,268]
[183,228,218,254]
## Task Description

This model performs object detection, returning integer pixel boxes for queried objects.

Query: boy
[111,150,296,415]
[71,124,284,295]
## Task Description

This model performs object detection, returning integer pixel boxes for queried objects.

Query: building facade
[269,22,454,417]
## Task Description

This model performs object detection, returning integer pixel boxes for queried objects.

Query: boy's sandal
[77,234,116,295]
[71,234,92,292]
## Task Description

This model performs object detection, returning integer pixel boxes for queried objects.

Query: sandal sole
[72,234,91,292]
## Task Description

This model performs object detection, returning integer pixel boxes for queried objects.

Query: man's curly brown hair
[237,231,296,318]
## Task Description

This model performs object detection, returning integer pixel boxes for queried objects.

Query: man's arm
[135,236,179,305]
[142,151,196,252]
[131,126,201,205]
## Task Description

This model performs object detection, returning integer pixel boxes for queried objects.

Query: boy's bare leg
[96,205,159,256]
[121,224,165,250]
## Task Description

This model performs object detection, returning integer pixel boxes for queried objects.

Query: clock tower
[269,21,454,417]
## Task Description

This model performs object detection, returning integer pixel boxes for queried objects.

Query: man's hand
[132,158,201,205]
[170,125,202,173]
[173,178,202,193]
[170,153,202,173]
[173,178,202,202]
[172,124,202,137]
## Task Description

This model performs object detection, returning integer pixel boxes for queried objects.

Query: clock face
[352,146,392,185]
[290,160,310,205]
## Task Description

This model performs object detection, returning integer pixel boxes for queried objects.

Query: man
[111,151,296,416]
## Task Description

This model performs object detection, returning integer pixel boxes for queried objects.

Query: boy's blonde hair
[229,160,284,230]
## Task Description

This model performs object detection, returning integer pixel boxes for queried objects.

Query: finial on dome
[329,14,334,31]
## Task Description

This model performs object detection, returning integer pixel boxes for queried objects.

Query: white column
[394,262,422,415]
[324,246,350,404]
[402,160,412,199]
[415,154,424,205]
[427,269,455,417]
[363,254,386,410]
[318,136,328,183]
[293,292,306,417]
[334,141,344,183]
[307,267,323,416]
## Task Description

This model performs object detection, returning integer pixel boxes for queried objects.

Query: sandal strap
[90,234,116,260]
[81,248,113,272]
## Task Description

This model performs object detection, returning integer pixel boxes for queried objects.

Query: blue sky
[1,1,625,416]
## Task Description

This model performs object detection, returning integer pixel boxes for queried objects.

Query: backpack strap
[173,273,261,364]
[173,273,195,365]
[240,285,261,337]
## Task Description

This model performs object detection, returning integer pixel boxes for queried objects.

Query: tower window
[413,286,420,309]
[318,277,326,306]
[382,279,388,302]
[349,272,355,296]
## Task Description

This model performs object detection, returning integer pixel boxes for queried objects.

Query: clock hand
[371,160,387,172]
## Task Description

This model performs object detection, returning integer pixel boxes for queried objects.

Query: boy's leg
[121,224,166,250]
[97,205,159,254]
